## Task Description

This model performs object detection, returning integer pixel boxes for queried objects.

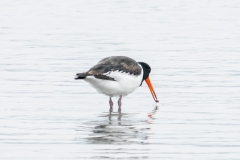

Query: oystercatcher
[75,56,158,112]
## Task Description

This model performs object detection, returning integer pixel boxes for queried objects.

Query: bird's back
[88,56,142,76]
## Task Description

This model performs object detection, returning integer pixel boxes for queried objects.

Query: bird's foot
[109,106,113,113]
[118,108,121,113]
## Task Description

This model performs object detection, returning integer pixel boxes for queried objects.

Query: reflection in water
[76,106,159,144]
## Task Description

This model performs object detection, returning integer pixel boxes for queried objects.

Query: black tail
[75,73,88,80]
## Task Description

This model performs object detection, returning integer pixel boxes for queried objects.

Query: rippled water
[1,1,240,159]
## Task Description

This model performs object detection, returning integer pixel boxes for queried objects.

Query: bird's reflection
[76,105,159,144]
[108,110,122,125]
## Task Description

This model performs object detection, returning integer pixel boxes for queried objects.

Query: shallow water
[1,1,240,159]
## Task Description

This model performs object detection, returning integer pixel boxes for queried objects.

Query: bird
[75,56,158,112]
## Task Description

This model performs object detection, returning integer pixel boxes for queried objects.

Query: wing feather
[87,56,141,76]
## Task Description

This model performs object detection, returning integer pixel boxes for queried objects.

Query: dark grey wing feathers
[75,56,141,81]
[88,56,141,76]
[94,75,115,81]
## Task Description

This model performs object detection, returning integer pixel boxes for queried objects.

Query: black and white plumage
[75,56,158,112]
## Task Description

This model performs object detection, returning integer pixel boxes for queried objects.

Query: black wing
[88,56,141,75]
[75,56,142,81]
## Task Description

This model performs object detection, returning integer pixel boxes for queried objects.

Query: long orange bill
[145,77,159,103]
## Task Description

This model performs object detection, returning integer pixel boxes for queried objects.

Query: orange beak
[145,77,159,103]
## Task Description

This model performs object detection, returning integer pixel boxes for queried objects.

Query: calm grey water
[1,1,240,159]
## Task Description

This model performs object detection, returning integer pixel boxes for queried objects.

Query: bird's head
[138,62,159,103]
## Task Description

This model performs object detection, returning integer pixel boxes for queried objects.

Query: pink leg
[109,97,113,112]
[118,95,122,112]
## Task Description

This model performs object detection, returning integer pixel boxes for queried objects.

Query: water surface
[1,1,240,159]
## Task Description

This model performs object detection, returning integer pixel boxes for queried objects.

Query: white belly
[84,67,143,97]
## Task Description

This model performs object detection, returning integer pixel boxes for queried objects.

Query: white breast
[84,65,143,97]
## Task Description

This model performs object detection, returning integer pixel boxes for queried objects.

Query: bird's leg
[109,97,113,112]
[118,95,122,112]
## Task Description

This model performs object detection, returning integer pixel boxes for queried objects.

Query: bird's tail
[75,72,88,80]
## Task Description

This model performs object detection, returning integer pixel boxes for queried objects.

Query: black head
[138,62,151,86]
